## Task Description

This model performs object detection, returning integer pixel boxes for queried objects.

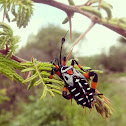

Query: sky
[0,0,126,57]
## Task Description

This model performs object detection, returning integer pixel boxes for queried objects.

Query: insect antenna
[59,30,69,65]
[55,57,59,66]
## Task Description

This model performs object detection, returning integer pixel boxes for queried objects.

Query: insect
[49,32,102,109]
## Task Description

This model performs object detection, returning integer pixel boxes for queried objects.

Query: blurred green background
[0,25,126,126]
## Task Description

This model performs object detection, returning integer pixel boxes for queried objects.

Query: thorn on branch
[5,44,10,51]
[31,54,34,63]
[67,13,72,41]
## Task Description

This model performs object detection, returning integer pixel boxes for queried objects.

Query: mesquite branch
[32,0,126,38]
[0,49,27,63]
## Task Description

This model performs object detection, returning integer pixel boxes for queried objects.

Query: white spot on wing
[87,88,90,90]
[84,83,88,85]
[71,88,76,92]
[83,102,86,105]
[78,98,83,101]
[90,98,94,101]
[82,89,85,93]
[89,93,93,96]
[75,93,80,97]
[78,82,83,88]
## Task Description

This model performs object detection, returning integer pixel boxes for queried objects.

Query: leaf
[13,72,24,83]
[6,12,10,22]
[50,89,62,95]
[118,23,126,30]
[40,71,59,80]
[0,0,34,28]
[62,17,69,24]
[79,6,102,19]
[43,78,64,86]
[89,0,99,4]
[21,62,34,67]
[21,67,35,72]
[0,66,13,80]
[100,1,113,20]
[0,31,7,35]
[91,70,103,73]
[0,57,26,70]
[48,90,55,97]
[23,72,38,83]
[119,17,126,24]
[40,86,48,100]
[33,79,42,86]
[38,62,52,68]
[0,62,24,83]
[68,0,75,6]
[46,84,61,90]
[27,71,37,90]
[39,67,52,71]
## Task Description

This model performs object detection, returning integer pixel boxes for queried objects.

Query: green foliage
[62,17,69,24]
[80,6,102,19]
[0,54,25,83]
[21,61,64,98]
[67,0,75,6]
[0,0,33,28]
[0,110,12,126]
[78,44,126,72]
[79,0,113,20]
[100,1,113,20]
[100,45,126,72]
[0,22,20,57]
[62,0,75,24]
[90,0,113,19]
[9,73,126,126]
[102,17,126,30]
[0,89,10,104]
[11,96,68,126]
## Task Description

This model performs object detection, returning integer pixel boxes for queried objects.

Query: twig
[32,0,126,38]
[98,0,102,10]
[66,22,96,61]
[0,49,27,63]
[67,13,72,41]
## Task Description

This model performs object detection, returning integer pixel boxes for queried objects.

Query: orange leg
[62,86,72,100]
[83,72,98,93]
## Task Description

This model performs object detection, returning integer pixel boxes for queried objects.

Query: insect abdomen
[67,78,94,108]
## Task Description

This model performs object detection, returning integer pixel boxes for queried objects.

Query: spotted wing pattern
[67,77,94,108]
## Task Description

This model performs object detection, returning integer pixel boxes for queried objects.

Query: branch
[102,22,126,37]
[66,22,96,61]
[32,0,126,38]
[0,49,27,63]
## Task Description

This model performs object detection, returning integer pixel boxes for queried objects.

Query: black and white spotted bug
[61,66,95,108]
[49,32,102,109]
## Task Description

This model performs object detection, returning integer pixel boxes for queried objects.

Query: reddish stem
[0,49,27,63]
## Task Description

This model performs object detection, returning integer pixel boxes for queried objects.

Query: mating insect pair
[49,32,103,109]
